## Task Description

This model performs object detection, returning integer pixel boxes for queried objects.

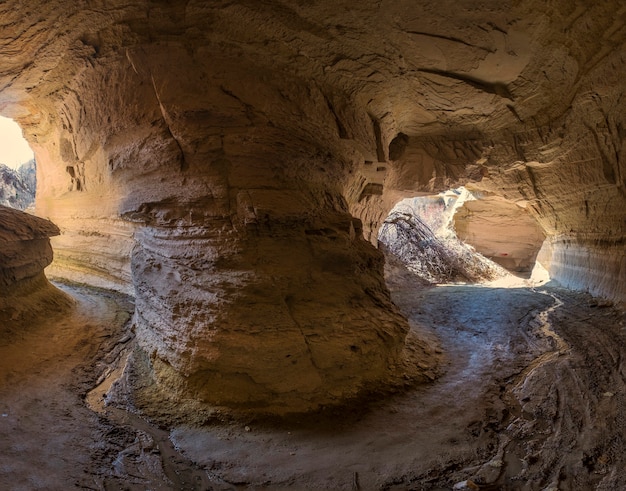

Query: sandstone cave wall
[365,81,626,301]
[0,206,58,287]
[355,39,626,302]
[0,205,72,331]
[453,196,546,274]
[0,0,625,413]
[2,23,422,411]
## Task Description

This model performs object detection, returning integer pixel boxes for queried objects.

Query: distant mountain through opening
[0,117,36,209]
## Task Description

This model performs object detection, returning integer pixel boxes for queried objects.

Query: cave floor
[1,279,625,490]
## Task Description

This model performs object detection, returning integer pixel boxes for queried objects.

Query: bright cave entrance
[378,187,551,287]
[0,115,36,211]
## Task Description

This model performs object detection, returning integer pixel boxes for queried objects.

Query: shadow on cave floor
[0,282,134,490]
[1,277,626,490]
[165,274,626,490]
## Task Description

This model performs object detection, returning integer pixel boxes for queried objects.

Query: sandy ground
[0,282,133,490]
[1,275,625,490]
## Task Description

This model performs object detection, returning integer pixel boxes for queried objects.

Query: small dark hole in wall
[388,133,409,160]
[66,164,85,192]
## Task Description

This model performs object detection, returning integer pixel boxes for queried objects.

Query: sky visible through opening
[0,116,34,169]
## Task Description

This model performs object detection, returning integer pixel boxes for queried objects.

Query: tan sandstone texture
[454,195,546,273]
[0,0,624,413]
[0,205,72,336]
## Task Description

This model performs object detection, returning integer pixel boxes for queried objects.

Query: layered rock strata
[0,206,72,333]
[454,196,546,274]
[131,197,418,412]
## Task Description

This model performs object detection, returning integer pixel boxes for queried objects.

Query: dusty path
[1,279,625,490]
[169,282,626,490]
[0,282,208,491]
[383,284,626,490]
[168,284,554,489]
[0,282,134,490]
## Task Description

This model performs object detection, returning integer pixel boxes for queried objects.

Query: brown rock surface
[0,205,58,286]
[454,195,546,274]
[0,205,72,334]
[0,0,625,412]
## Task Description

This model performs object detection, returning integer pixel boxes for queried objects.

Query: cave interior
[0,1,625,489]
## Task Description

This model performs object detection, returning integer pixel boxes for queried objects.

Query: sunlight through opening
[379,187,551,289]
[0,116,36,210]
[0,116,33,168]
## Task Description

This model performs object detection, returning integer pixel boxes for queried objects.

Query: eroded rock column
[130,191,414,413]
[15,41,427,413]
[0,206,72,332]
[135,54,418,411]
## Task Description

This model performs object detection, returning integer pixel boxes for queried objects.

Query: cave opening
[378,187,550,287]
[0,116,36,211]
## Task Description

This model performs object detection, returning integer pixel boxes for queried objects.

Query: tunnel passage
[378,188,549,288]
[0,0,625,415]
[378,189,505,284]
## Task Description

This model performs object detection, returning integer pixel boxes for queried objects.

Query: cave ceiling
[1,1,624,136]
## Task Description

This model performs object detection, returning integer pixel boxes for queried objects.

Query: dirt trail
[167,284,554,490]
[168,282,626,490]
[1,279,625,490]
[0,283,133,490]
[382,283,626,490]
[0,282,207,491]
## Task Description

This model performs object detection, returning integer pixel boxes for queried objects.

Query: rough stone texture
[0,0,625,411]
[454,195,546,273]
[130,195,419,412]
[0,205,72,333]
[0,205,58,285]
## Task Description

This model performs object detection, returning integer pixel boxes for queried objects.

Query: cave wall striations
[1,16,429,411]
[353,2,626,301]
[374,83,626,301]
[0,0,625,412]
[471,61,626,301]
[0,205,59,289]
[0,206,72,330]
[120,48,429,411]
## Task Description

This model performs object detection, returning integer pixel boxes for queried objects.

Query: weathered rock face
[0,205,72,332]
[0,205,58,286]
[0,0,625,412]
[454,195,546,274]
[130,192,415,412]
